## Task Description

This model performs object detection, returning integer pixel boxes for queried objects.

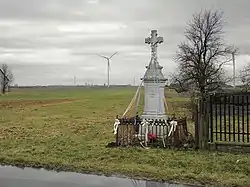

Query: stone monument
[141,30,168,120]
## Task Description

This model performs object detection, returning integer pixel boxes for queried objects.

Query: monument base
[141,113,168,120]
[139,113,169,138]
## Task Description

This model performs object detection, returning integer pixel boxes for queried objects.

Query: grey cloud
[0,0,167,22]
[0,21,184,49]
[0,37,40,49]
[0,0,85,21]
[239,44,250,55]
[0,0,249,24]
[0,0,250,85]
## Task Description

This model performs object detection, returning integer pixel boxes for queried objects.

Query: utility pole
[73,76,76,85]
[232,51,236,88]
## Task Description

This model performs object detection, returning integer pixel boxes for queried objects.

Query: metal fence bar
[210,95,213,142]
[224,95,227,141]
[219,96,222,141]
[247,95,250,142]
[228,95,231,142]
[215,97,218,141]
[233,95,236,142]
[237,95,240,142]
[242,95,245,143]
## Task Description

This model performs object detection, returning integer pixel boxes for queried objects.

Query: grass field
[0,87,250,186]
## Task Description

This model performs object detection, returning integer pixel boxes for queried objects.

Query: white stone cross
[145,30,163,46]
[145,30,163,59]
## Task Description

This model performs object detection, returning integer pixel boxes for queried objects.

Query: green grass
[0,87,250,187]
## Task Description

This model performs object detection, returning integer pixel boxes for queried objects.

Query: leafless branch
[238,63,250,91]
[0,63,14,94]
[172,9,237,99]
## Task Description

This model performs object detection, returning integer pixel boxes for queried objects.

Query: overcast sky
[0,0,250,86]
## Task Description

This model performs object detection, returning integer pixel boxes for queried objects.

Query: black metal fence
[208,92,250,144]
[116,117,192,148]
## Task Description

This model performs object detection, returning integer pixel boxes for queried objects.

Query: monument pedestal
[140,30,168,121]
[139,30,168,139]
[141,81,167,120]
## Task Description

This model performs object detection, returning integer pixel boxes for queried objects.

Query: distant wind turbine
[96,52,118,88]
[73,76,76,85]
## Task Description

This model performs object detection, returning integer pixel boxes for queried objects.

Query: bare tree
[238,63,250,91]
[171,10,236,99]
[0,64,14,94]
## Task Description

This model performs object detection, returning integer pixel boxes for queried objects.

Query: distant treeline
[10,85,136,89]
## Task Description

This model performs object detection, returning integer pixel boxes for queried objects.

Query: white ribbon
[113,119,120,135]
[168,120,177,137]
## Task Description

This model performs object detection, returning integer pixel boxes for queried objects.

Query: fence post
[195,97,210,150]
[198,99,204,149]
[198,98,210,150]
[203,98,209,150]
[194,102,200,149]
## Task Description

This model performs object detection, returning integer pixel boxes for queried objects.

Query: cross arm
[157,36,163,44]
[145,37,151,44]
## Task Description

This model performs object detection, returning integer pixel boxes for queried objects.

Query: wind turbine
[96,52,118,88]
